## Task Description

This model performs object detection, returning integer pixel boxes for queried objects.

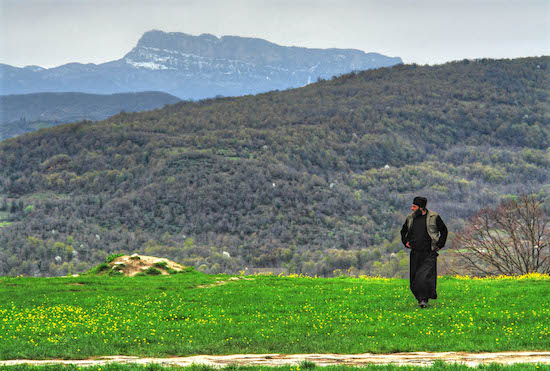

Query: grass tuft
[153,261,169,270]
[86,262,110,275]
[108,269,124,277]
[299,360,317,369]
[144,267,163,276]
[106,253,126,264]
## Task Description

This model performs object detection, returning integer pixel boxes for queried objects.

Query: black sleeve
[436,215,448,248]
[400,220,409,246]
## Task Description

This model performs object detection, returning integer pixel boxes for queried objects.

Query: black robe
[410,250,438,302]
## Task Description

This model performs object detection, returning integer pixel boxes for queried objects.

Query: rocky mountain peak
[128,30,392,67]
[1,30,403,100]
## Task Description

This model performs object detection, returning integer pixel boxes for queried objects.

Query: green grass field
[1,271,548,360]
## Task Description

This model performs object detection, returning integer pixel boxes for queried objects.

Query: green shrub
[109,269,124,277]
[153,261,183,274]
[176,266,195,274]
[106,253,125,263]
[153,261,169,270]
[300,360,317,369]
[87,263,110,275]
[145,267,162,276]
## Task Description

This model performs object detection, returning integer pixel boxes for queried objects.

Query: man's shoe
[419,300,427,308]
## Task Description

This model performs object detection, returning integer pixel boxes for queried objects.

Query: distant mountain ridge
[0,30,402,100]
[0,91,181,140]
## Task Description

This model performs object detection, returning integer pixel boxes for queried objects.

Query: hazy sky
[1,0,549,68]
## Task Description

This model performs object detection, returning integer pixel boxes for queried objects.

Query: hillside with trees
[0,56,548,277]
[0,91,181,140]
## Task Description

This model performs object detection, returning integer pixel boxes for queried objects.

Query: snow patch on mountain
[309,62,320,72]
[124,46,265,73]
[24,65,46,72]
[126,61,171,70]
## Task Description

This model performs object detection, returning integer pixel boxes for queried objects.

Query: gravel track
[1,351,550,368]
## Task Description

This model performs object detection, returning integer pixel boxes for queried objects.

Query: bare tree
[452,195,549,276]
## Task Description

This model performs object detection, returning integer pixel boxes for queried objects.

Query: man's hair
[413,196,428,208]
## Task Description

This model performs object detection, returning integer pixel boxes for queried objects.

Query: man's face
[411,204,424,216]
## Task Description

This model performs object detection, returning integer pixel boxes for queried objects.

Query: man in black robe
[400,196,448,308]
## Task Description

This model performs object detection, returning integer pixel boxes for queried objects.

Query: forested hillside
[0,57,549,277]
[0,91,181,140]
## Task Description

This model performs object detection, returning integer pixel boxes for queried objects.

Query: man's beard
[414,208,423,217]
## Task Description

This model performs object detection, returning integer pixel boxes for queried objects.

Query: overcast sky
[1,0,549,68]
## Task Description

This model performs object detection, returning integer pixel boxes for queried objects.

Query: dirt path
[1,352,549,368]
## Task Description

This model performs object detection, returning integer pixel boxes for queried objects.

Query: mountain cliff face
[0,30,402,99]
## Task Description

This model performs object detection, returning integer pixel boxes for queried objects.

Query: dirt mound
[108,254,187,277]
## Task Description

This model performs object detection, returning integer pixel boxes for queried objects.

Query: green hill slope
[0,57,549,276]
[0,91,181,140]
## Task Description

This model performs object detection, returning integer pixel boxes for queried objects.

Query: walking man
[400,196,448,308]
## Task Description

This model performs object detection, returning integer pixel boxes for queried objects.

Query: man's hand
[405,241,411,248]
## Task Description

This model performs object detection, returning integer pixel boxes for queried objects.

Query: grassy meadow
[1,270,549,360]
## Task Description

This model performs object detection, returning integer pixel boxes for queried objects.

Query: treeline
[0,57,549,277]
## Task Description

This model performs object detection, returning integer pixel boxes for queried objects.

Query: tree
[452,195,549,276]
